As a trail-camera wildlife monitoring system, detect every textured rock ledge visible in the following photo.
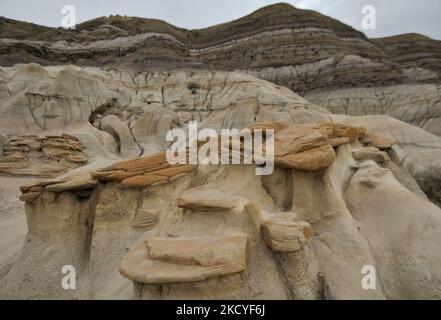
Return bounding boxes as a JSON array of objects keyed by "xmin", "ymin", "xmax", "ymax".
[
  {"xmin": 17, "ymin": 121, "xmax": 392, "ymax": 204},
  {"xmin": 9, "ymin": 121, "xmax": 437, "ymax": 301},
  {"xmin": 0, "ymin": 134, "xmax": 89, "ymax": 177}
]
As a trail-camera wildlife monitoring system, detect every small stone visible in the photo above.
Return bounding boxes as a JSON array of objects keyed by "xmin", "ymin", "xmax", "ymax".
[
  {"xmin": 369, "ymin": 133, "xmax": 396, "ymax": 149},
  {"xmin": 352, "ymin": 147, "xmax": 389, "ymax": 164}
]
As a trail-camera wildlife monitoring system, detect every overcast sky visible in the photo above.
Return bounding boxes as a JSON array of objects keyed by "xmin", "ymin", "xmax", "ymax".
[{"xmin": 0, "ymin": 0, "xmax": 440, "ymax": 39}]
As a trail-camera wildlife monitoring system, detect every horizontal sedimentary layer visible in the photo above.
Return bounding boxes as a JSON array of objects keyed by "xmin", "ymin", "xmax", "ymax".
[{"xmin": 1, "ymin": 3, "xmax": 439, "ymax": 93}]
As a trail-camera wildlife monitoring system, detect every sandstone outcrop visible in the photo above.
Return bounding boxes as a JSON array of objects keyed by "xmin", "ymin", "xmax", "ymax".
[
  {"xmin": 261, "ymin": 213, "xmax": 312, "ymax": 252},
  {"xmin": 19, "ymin": 173, "xmax": 97, "ymax": 202},
  {"xmin": 177, "ymin": 186, "xmax": 250, "ymax": 213},
  {"xmin": 273, "ymin": 122, "xmax": 366, "ymax": 171},
  {"xmin": 0, "ymin": 64, "xmax": 329, "ymax": 160},
  {"xmin": 92, "ymin": 152, "xmax": 196, "ymax": 188},
  {"xmin": 4, "ymin": 119, "xmax": 441, "ymax": 300},
  {"xmin": 0, "ymin": 134, "xmax": 89, "ymax": 177},
  {"xmin": 120, "ymin": 234, "xmax": 249, "ymax": 284},
  {"xmin": 352, "ymin": 147, "xmax": 389, "ymax": 164}
]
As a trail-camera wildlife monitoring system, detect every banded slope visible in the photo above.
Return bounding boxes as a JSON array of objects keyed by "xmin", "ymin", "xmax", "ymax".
[{"xmin": 2, "ymin": 3, "xmax": 440, "ymax": 95}]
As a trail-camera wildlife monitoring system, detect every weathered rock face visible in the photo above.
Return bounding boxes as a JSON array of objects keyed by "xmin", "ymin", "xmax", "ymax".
[
  {"xmin": 1, "ymin": 3, "xmax": 439, "ymax": 95},
  {"xmin": 261, "ymin": 213, "xmax": 312, "ymax": 252},
  {"xmin": 273, "ymin": 122, "xmax": 366, "ymax": 171},
  {"xmin": 1, "ymin": 2, "xmax": 441, "ymax": 301},
  {"xmin": 306, "ymin": 84, "xmax": 441, "ymax": 136},
  {"xmin": 0, "ymin": 134, "xmax": 89, "ymax": 177},
  {"xmin": 331, "ymin": 114, "xmax": 441, "ymax": 207},
  {"xmin": 92, "ymin": 152, "xmax": 196, "ymax": 188},
  {"xmin": 346, "ymin": 160, "xmax": 441, "ymax": 299},
  {"xmin": 373, "ymin": 34, "xmax": 441, "ymax": 82},
  {"xmin": 0, "ymin": 186, "xmax": 101, "ymax": 299},
  {"xmin": 4, "ymin": 121, "xmax": 441, "ymax": 300},
  {"xmin": 0, "ymin": 64, "xmax": 329, "ymax": 160}
]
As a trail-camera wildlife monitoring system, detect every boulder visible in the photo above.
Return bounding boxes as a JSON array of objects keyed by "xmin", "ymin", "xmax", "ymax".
[
  {"xmin": 369, "ymin": 133, "xmax": 396, "ymax": 149},
  {"xmin": 119, "ymin": 234, "xmax": 250, "ymax": 284},
  {"xmin": 352, "ymin": 147, "xmax": 389, "ymax": 164},
  {"xmin": 276, "ymin": 144, "xmax": 336, "ymax": 171}
]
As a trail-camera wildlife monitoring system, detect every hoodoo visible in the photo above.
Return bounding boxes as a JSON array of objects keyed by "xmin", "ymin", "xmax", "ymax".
[{"xmin": 0, "ymin": 2, "xmax": 441, "ymax": 301}]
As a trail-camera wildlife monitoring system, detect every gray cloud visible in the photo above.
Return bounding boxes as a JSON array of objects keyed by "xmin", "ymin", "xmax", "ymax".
[{"xmin": 0, "ymin": 0, "xmax": 440, "ymax": 39}]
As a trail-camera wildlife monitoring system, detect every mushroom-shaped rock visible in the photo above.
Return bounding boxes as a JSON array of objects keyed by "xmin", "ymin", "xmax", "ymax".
[{"xmin": 19, "ymin": 173, "xmax": 97, "ymax": 202}]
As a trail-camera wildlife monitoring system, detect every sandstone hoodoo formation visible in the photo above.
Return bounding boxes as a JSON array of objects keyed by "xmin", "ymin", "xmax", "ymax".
[
  {"xmin": 1, "ymin": 3, "xmax": 441, "ymax": 300},
  {"xmin": 4, "ymin": 121, "xmax": 441, "ymax": 300}
]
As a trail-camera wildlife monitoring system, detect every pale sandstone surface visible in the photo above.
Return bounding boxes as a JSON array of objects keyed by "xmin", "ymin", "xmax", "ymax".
[
  {"xmin": 1, "ymin": 4, "xmax": 441, "ymax": 300},
  {"xmin": 2, "ymin": 120, "xmax": 441, "ymax": 300},
  {"xmin": 0, "ymin": 64, "xmax": 329, "ymax": 160},
  {"xmin": 0, "ymin": 64, "xmax": 333, "ymax": 300},
  {"xmin": 331, "ymin": 114, "xmax": 441, "ymax": 206},
  {"xmin": 306, "ymin": 84, "xmax": 441, "ymax": 136},
  {"xmin": 1, "ymin": 65, "xmax": 441, "ymax": 300},
  {"xmin": 0, "ymin": 177, "xmax": 29, "ymax": 281}
]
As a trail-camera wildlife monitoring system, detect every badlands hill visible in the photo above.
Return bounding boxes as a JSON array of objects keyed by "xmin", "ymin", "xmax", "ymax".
[
  {"xmin": 2, "ymin": 3, "xmax": 441, "ymax": 135},
  {"xmin": 1, "ymin": 3, "xmax": 440, "ymax": 91},
  {"xmin": 0, "ymin": 3, "xmax": 441, "ymax": 300}
]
